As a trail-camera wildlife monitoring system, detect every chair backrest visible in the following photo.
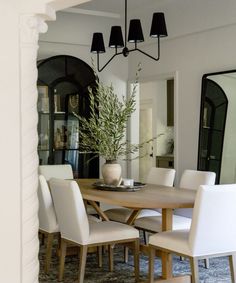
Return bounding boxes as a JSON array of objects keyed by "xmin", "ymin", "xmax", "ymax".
[
  {"xmin": 49, "ymin": 178, "xmax": 89, "ymax": 245},
  {"xmin": 175, "ymin": 169, "xmax": 216, "ymax": 218},
  {"xmin": 38, "ymin": 175, "xmax": 59, "ymax": 233},
  {"xmin": 146, "ymin": 167, "xmax": 176, "ymax": 213},
  {"xmin": 179, "ymin": 169, "xmax": 216, "ymax": 190},
  {"xmin": 146, "ymin": 167, "xmax": 176, "ymax": 187},
  {"xmin": 39, "ymin": 164, "xmax": 73, "ymax": 181},
  {"xmin": 189, "ymin": 184, "xmax": 236, "ymax": 256}
]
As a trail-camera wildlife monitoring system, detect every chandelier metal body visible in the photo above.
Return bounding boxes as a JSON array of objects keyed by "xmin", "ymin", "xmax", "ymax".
[{"xmin": 91, "ymin": 0, "xmax": 168, "ymax": 72}]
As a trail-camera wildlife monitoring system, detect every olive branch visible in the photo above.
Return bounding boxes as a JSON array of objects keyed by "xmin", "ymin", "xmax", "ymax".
[{"xmin": 73, "ymin": 64, "xmax": 161, "ymax": 161}]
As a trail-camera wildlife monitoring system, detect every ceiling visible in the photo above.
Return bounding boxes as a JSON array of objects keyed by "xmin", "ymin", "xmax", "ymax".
[{"xmin": 74, "ymin": 0, "xmax": 158, "ymax": 15}]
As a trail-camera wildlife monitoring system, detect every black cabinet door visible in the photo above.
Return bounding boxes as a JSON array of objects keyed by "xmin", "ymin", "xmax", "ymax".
[
  {"xmin": 37, "ymin": 55, "xmax": 99, "ymax": 178},
  {"xmin": 198, "ymin": 78, "xmax": 228, "ymax": 184}
]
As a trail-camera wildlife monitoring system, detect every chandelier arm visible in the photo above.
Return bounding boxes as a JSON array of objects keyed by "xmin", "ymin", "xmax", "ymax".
[
  {"xmin": 97, "ymin": 51, "xmax": 123, "ymax": 72},
  {"xmin": 134, "ymin": 48, "xmax": 160, "ymax": 61},
  {"xmin": 129, "ymin": 36, "xmax": 161, "ymax": 61}
]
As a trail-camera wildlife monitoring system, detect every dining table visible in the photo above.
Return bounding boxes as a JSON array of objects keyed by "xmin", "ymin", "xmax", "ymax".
[{"xmin": 76, "ymin": 179, "xmax": 196, "ymax": 283}]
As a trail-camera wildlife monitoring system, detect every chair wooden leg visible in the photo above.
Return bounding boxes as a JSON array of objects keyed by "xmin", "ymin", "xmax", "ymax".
[
  {"xmin": 78, "ymin": 245, "xmax": 88, "ymax": 283},
  {"xmin": 143, "ymin": 230, "xmax": 148, "ymax": 245},
  {"xmin": 57, "ymin": 233, "xmax": 61, "ymax": 244},
  {"xmin": 40, "ymin": 232, "xmax": 45, "ymax": 246},
  {"xmin": 229, "ymin": 254, "xmax": 236, "ymax": 283},
  {"xmin": 56, "ymin": 233, "xmax": 61, "ymax": 256},
  {"xmin": 97, "ymin": 246, "xmax": 103, "ymax": 268},
  {"xmin": 204, "ymin": 258, "xmax": 210, "ymax": 269},
  {"xmin": 58, "ymin": 239, "xmax": 67, "ymax": 281},
  {"xmin": 108, "ymin": 245, "xmax": 114, "ymax": 272},
  {"xmin": 149, "ymin": 246, "xmax": 155, "ymax": 283},
  {"xmin": 133, "ymin": 239, "xmax": 140, "ymax": 283},
  {"xmin": 45, "ymin": 233, "xmax": 54, "ymax": 273},
  {"xmin": 189, "ymin": 257, "xmax": 199, "ymax": 283},
  {"xmin": 124, "ymin": 246, "xmax": 129, "ymax": 263}
]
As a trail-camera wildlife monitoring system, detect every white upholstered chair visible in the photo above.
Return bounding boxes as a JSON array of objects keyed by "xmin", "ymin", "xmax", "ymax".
[
  {"xmin": 105, "ymin": 167, "xmax": 176, "ymax": 223},
  {"xmin": 134, "ymin": 169, "xmax": 216, "ymax": 233},
  {"xmin": 149, "ymin": 184, "xmax": 236, "ymax": 283},
  {"xmin": 49, "ymin": 178, "xmax": 140, "ymax": 283},
  {"xmin": 38, "ymin": 166, "xmax": 99, "ymax": 273},
  {"xmin": 39, "ymin": 164, "xmax": 74, "ymax": 181},
  {"xmin": 39, "ymin": 164, "xmax": 96, "ymax": 215},
  {"xmin": 38, "ymin": 174, "xmax": 60, "ymax": 273},
  {"xmin": 38, "ymin": 164, "xmax": 73, "ymax": 269},
  {"xmin": 134, "ymin": 169, "xmax": 216, "ymax": 267}
]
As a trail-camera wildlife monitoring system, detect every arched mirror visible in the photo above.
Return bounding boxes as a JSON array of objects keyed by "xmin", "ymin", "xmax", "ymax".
[{"xmin": 198, "ymin": 70, "xmax": 236, "ymax": 184}]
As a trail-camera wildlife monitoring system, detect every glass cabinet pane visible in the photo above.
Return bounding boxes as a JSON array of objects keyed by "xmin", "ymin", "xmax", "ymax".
[
  {"xmin": 37, "ymin": 86, "xmax": 49, "ymax": 113},
  {"xmin": 37, "ymin": 55, "xmax": 99, "ymax": 178},
  {"xmin": 38, "ymin": 151, "xmax": 49, "ymax": 165},
  {"xmin": 38, "ymin": 113, "xmax": 49, "ymax": 150}
]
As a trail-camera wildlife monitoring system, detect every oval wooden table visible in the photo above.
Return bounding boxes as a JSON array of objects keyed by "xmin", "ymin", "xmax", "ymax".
[{"xmin": 76, "ymin": 179, "xmax": 196, "ymax": 283}]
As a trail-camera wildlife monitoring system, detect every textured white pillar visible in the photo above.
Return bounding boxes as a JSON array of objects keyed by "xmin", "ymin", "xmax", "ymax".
[
  {"xmin": 17, "ymin": 1, "xmax": 89, "ymax": 282},
  {"xmin": 20, "ymin": 14, "xmax": 48, "ymax": 283}
]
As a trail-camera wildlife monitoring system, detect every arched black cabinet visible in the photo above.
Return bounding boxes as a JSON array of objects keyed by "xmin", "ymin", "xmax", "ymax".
[
  {"xmin": 198, "ymin": 76, "xmax": 228, "ymax": 184},
  {"xmin": 37, "ymin": 55, "xmax": 99, "ymax": 178}
]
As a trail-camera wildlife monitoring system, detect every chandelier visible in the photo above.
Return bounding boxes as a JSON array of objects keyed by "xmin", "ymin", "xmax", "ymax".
[{"xmin": 90, "ymin": 0, "xmax": 168, "ymax": 72}]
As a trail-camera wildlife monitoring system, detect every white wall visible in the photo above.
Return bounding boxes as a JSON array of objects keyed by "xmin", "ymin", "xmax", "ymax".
[
  {"xmin": 39, "ymin": 11, "xmax": 128, "ymax": 85},
  {"xmin": 128, "ymin": 0, "xmax": 236, "ymax": 183},
  {"xmin": 129, "ymin": 22, "xmax": 236, "ymax": 183},
  {"xmin": 0, "ymin": 2, "xmax": 21, "ymax": 282}
]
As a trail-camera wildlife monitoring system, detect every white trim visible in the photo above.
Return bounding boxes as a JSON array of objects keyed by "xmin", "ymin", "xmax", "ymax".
[
  {"xmin": 173, "ymin": 71, "xmax": 179, "ymax": 185},
  {"xmin": 63, "ymin": 7, "xmax": 120, "ymax": 18}
]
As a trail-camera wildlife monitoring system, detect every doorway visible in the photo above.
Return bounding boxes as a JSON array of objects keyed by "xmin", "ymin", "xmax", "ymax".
[
  {"xmin": 139, "ymin": 100, "xmax": 153, "ymax": 181},
  {"xmin": 139, "ymin": 79, "xmax": 175, "ymax": 182}
]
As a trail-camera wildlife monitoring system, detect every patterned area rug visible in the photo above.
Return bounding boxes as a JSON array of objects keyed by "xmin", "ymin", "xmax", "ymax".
[{"xmin": 39, "ymin": 239, "xmax": 232, "ymax": 283}]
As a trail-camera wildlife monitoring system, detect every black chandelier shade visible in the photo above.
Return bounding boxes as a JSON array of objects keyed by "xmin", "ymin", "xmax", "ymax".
[
  {"xmin": 91, "ymin": 33, "xmax": 105, "ymax": 53},
  {"xmin": 109, "ymin": 26, "xmax": 124, "ymax": 48},
  {"xmin": 150, "ymin": 12, "xmax": 168, "ymax": 38},
  {"xmin": 128, "ymin": 19, "xmax": 144, "ymax": 43},
  {"xmin": 90, "ymin": 0, "xmax": 168, "ymax": 72}
]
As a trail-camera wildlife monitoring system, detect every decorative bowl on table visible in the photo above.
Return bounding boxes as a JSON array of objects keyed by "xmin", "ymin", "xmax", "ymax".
[{"xmin": 92, "ymin": 181, "xmax": 146, "ymax": 192}]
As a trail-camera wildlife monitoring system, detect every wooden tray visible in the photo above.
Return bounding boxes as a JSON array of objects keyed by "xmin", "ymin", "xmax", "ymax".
[{"xmin": 93, "ymin": 181, "xmax": 146, "ymax": 192}]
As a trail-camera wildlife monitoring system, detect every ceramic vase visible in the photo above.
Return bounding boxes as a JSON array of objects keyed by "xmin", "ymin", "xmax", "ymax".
[{"xmin": 102, "ymin": 161, "xmax": 122, "ymax": 185}]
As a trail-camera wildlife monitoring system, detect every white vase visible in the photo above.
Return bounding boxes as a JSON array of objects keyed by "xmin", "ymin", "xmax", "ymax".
[{"xmin": 102, "ymin": 161, "xmax": 122, "ymax": 185}]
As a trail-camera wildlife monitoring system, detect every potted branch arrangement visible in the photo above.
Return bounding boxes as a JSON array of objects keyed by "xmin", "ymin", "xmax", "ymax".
[{"xmin": 74, "ymin": 65, "xmax": 156, "ymax": 185}]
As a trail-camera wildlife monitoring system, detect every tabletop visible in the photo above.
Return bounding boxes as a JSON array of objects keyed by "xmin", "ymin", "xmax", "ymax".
[{"xmin": 76, "ymin": 178, "xmax": 196, "ymax": 210}]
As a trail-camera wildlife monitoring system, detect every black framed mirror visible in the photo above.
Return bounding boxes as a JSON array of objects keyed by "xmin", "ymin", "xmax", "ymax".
[{"xmin": 197, "ymin": 70, "xmax": 236, "ymax": 184}]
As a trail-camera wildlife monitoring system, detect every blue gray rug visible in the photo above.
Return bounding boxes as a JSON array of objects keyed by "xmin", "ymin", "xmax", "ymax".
[{"xmin": 39, "ymin": 240, "xmax": 232, "ymax": 282}]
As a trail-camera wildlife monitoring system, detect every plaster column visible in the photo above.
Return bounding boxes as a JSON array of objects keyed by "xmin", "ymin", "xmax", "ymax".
[{"xmin": 20, "ymin": 14, "xmax": 48, "ymax": 283}]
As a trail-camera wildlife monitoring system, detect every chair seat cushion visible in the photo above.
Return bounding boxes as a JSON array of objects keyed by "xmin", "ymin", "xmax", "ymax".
[
  {"xmin": 105, "ymin": 208, "xmax": 161, "ymax": 223},
  {"xmin": 88, "ymin": 221, "xmax": 139, "ymax": 245},
  {"xmin": 149, "ymin": 229, "xmax": 192, "ymax": 256},
  {"xmin": 40, "ymin": 224, "xmax": 60, "ymax": 234},
  {"xmin": 134, "ymin": 215, "xmax": 192, "ymax": 233}
]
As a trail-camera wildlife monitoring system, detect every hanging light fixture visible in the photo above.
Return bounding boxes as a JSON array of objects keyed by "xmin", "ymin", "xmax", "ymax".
[{"xmin": 90, "ymin": 0, "xmax": 168, "ymax": 72}]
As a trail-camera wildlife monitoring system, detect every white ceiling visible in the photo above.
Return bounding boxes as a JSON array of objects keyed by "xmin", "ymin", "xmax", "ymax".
[
  {"xmin": 60, "ymin": 0, "xmax": 236, "ymax": 41},
  {"xmin": 74, "ymin": 0, "xmax": 158, "ymax": 15}
]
